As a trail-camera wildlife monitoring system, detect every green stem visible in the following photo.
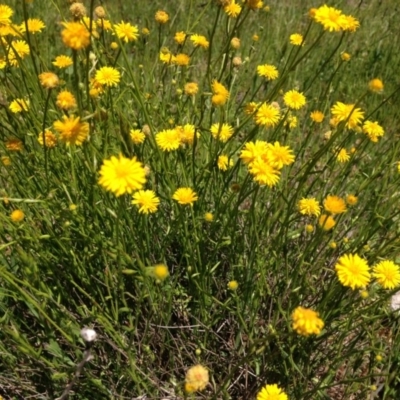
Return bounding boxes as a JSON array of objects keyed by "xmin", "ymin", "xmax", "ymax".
[
  {"xmin": 41, "ymin": 89, "xmax": 52, "ymax": 193},
  {"xmin": 73, "ymin": 50, "xmax": 82, "ymax": 114}
]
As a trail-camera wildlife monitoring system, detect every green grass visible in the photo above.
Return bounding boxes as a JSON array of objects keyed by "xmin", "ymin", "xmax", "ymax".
[{"xmin": 0, "ymin": 0, "xmax": 400, "ymax": 399}]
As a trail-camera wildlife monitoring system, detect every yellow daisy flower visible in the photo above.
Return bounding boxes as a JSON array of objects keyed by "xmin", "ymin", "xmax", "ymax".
[
  {"xmin": 185, "ymin": 365, "xmax": 209, "ymax": 393},
  {"xmin": 95, "ymin": 66, "xmax": 121, "ymax": 87},
  {"xmin": 335, "ymin": 253, "xmax": 371, "ymax": 289},
  {"xmin": 373, "ymin": 260, "xmax": 400, "ymax": 289},
  {"xmin": 298, "ymin": 198, "xmax": 321, "ymax": 217},
  {"xmin": 156, "ymin": 129, "xmax": 181, "ymax": 151},
  {"xmin": 114, "ymin": 21, "xmax": 139, "ymax": 42},
  {"xmin": 172, "ymin": 187, "xmax": 198, "ymax": 205},
  {"xmin": 283, "ymin": 89, "xmax": 306, "ymax": 109},
  {"xmin": 132, "ymin": 190, "xmax": 160, "ymax": 214},
  {"xmin": 52, "ymin": 55, "xmax": 73, "ymax": 68},
  {"xmin": 256, "ymin": 384, "xmax": 288, "ymax": 400},
  {"xmin": 53, "ymin": 115, "xmax": 89, "ymax": 146},
  {"xmin": 61, "ymin": 21, "xmax": 90, "ymax": 50},
  {"xmin": 210, "ymin": 123, "xmax": 234, "ymax": 143},
  {"xmin": 292, "ymin": 306, "xmax": 324, "ymax": 336},
  {"xmin": 98, "ymin": 154, "xmax": 146, "ymax": 196}
]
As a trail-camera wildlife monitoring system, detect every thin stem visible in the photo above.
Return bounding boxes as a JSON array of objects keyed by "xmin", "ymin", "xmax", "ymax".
[
  {"xmin": 56, "ymin": 346, "xmax": 94, "ymax": 400},
  {"xmin": 73, "ymin": 50, "xmax": 82, "ymax": 114},
  {"xmin": 41, "ymin": 89, "xmax": 52, "ymax": 193}
]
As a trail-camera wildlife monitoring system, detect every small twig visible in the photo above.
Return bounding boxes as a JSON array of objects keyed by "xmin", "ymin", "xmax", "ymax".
[
  {"xmin": 149, "ymin": 324, "xmax": 201, "ymax": 329},
  {"xmin": 56, "ymin": 330, "xmax": 97, "ymax": 400},
  {"xmin": 56, "ymin": 347, "xmax": 93, "ymax": 400}
]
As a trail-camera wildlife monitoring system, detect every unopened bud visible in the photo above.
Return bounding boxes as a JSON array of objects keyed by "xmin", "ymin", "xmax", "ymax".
[
  {"xmin": 94, "ymin": 6, "xmax": 105, "ymax": 19},
  {"xmin": 142, "ymin": 124, "xmax": 151, "ymax": 136},
  {"xmin": 230, "ymin": 37, "xmax": 240, "ymax": 49},
  {"xmin": 232, "ymin": 56, "xmax": 242, "ymax": 67},
  {"xmin": 70, "ymin": 2, "xmax": 86, "ymax": 19}
]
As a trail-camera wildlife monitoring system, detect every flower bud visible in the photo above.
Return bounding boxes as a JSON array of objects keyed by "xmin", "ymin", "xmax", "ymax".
[
  {"xmin": 232, "ymin": 56, "xmax": 242, "ymax": 67},
  {"xmin": 94, "ymin": 6, "xmax": 105, "ymax": 19},
  {"xmin": 70, "ymin": 2, "xmax": 86, "ymax": 19}
]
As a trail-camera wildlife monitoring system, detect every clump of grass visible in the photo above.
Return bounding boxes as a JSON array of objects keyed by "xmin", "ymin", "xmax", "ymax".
[{"xmin": 0, "ymin": 1, "xmax": 400, "ymax": 399}]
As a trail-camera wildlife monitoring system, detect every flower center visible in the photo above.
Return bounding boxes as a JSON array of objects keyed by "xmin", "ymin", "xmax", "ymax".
[{"xmin": 115, "ymin": 164, "xmax": 129, "ymax": 178}]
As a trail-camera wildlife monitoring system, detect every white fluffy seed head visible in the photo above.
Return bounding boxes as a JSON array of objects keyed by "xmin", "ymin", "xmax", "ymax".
[
  {"xmin": 80, "ymin": 327, "xmax": 97, "ymax": 342},
  {"xmin": 390, "ymin": 291, "xmax": 400, "ymax": 312}
]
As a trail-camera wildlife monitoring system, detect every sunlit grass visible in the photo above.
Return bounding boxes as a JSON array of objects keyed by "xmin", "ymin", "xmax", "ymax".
[{"xmin": 0, "ymin": 1, "xmax": 399, "ymax": 399}]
